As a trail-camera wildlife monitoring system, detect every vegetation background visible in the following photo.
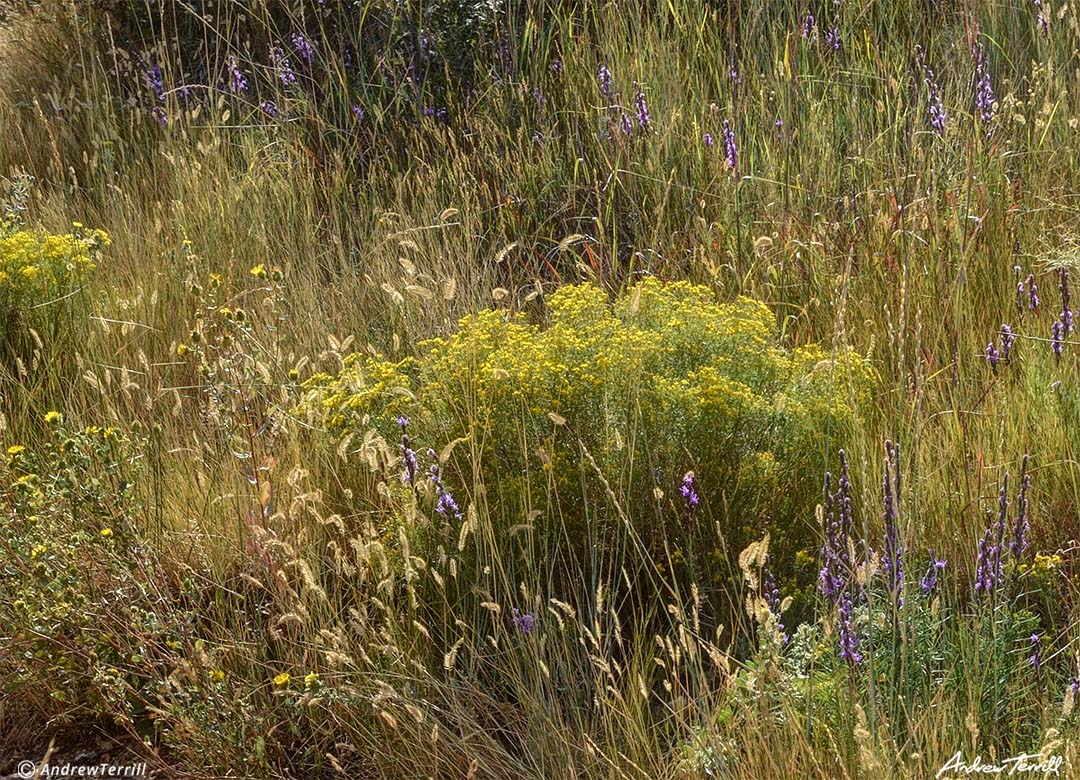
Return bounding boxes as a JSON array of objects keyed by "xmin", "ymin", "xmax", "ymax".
[{"xmin": 1, "ymin": 0, "xmax": 1079, "ymax": 777}]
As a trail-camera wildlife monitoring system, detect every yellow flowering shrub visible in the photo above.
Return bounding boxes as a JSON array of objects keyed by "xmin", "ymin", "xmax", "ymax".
[
  {"xmin": 300, "ymin": 280, "xmax": 874, "ymax": 581},
  {"xmin": 0, "ymin": 419, "xmax": 185, "ymax": 731},
  {"xmin": 0, "ymin": 225, "xmax": 108, "ymax": 308}
]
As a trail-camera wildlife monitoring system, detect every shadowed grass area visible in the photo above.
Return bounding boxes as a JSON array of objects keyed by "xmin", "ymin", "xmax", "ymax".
[{"xmin": 1, "ymin": 1, "xmax": 1079, "ymax": 777}]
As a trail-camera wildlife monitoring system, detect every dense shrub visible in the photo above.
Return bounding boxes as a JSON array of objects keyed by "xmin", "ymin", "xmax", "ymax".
[
  {"xmin": 0, "ymin": 221, "xmax": 107, "ymax": 368},
  {"xmin": 300, "ymin": 279, "xmax": 873, "ymax": 595},
  {"xmin": 0, "ymin": 417, "xmax": 181, "ymax": 734}
]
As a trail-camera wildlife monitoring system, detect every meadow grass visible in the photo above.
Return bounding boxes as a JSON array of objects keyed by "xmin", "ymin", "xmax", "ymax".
[{"xmin": 1, "ymin": 1, "xmax": 1079, "ymax": 777}]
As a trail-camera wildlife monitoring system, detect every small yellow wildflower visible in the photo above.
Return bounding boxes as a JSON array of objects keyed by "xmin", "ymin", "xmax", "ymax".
[
  {"xmin": 7, "ymin": 444, "xmax": 26, "ymax": 457},
  {"xmin": 43, "ymin": 411, "xmax": 62, "ymax": 425},
  {"xmin": 20, "ymin": 265, "xmax": 40, "ymax": 279},
  {"xmin": 100, "ymin": 528, "xmax": 113, "ymax": 539},
  {"xmin": 273, "ymin": 672, "xmax": 290, "ymax": 687},
  {"xmin": 72, "ymin": 222, "xmax": 84, "ymax": 229},
  {"xmin": 210, "ymin": 669, "xmax": 225, "ymax": 683},
  {"xmin": 102, "ymin": 427, "xmax": 117, "ymax": 441},
  {"xmin": 176, "ymin": 343, "xmax": 189, "ymax": 357},
  {"xmin": 250, "ymin": 263, "xmax": 266, "ymax": 278},
  {"xmin": 304, "ymin": 671, "xmax": 319, "ymax": 688}
]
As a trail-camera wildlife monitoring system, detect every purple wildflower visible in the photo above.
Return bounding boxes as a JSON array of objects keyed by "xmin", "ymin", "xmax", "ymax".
[
  {"xmin": 145, "ymin": 64, "xmax": 165, "ymax": 102},
  {"xmin": 838, "ymin": 591, "xmax": 862, "ymax": 665},
  {"xmin": 1000, "ymin": 324, "xmax": 1016, "ymax": 361},
  {"xmin": 680, "ymin": 472, "xmax": 700, "ymax": 511},
  {"xmin": 975, "ymin": 476, "xmax": 1009, "ymax": 598},
  {"xmin": 920, "ymin": 550, "xmax": 947, "ymax": 596},
  {"xmin": 818, "ymin": 451, "xmax": 854, "ymax": 605},
  {"xmin": 703, "ymin": 131, "xmax": 715, "ymax": 149},
  {"xmin": 763, "ymin": 566, "xmax": 788, "ymax": 643},
  {"xmin": 227, "ymin": 55, "xmax": 248, "ymax": 93},
  {"xmin": 260, "ymin": 100, "xmax": 279, "ymax": 117},
  {"xmin": 1034, "ymin": 0, "xmax": 1049, "ymax": 33},
  {"xmin": 351, "ymin": 104, "xmax": 365, "ymax": 122},
  {"xmin": 882, "ymin": 441, "xmax": 903, "ymax": 605},
  {"xmin": 512, "ymin": 607, "xmax": 536, "ymax": 635},
  {"xmin": 151, "ymin": 106, "xmax": 168, "ymax": 126},
  {"xmin": 597, "ymin": 64, "xmax": 613, "ymax": 100},
  {"xmin": 1030, "ymin": 633, "xmax": 1042, "ymax": 672},
  {"xmin": 620, "ymin": 111, "xmax": 633, "ymax": 136},
  {"xmin": 1020, "ymin": 273, "xmax": 1040, "ymax": 310},
  {"xmin": 722, "ymin": 119, "xmax": 737, "ymax": 172},
  {"xmin": 551, "ymin": 58, "xmax": 563, "ymax": 76},
  {"xmin": 428, "ymin": 450, "xmax": 462, "ymax": 522},
  {"xmin": 398, "ymin": 416, "xmax": 418, "ymax": 486},
  {"xmin": 802, "ymin": 12, "xmax": 815, "ymax": 38},
  {"xmin": 775, "ymin": 117, "xmax": 785, "ymax": 138},
  {"xmin": 1051, "ymin": 319, "xmax": 1064, "ymax": 361},
  {"xmin": 1059, "ymin": 268, "xmax": 1073, "ymax": 334},
  {"xmin": 1072, "ymin": 677, "xmax": 1080, "ymax": 696},
  {"xmin": 1008, "ymin": 455, "xmax": 1032, "ymax": 562},
  {"xmin": 986, "ymin": 341, "xmax": 1000, "ymax": 371},
  {"xmin": 291, "ymin": 32, "xmax": 316, "ymax": 65},
  {"xmin": 271, "ymin": 45, "xmax": 297, "ymax": 86},
  {"xmin": 973, "ymin": 42, "xmax": 996, "ymax": 125},
  {"xmin": 825, "ymin": 26, "xmax": 842, "ymax": 53},
  {"xmin": 634, "ymin": 86, "xmax": 651, "ymax": 131}
]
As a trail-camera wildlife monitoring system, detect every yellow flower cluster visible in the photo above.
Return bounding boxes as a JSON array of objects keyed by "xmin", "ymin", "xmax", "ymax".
[
  {"xmin": 0, "ymin": 226, "xmax": 109, "ymax": 309},
  {"xmin": 301, "ymin": 279, "xmax": 872, "ymax": 468}
]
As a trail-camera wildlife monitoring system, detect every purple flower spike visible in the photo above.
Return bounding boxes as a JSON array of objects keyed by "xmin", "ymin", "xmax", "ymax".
[
  {"xmin": 1051, "ymin": 319, "xmax": 1064, "ymax": 361},
  {"xmin": 882, "ymin": 441, "xmax": 904, "ymax": 606},
  {"xmin": 1000, "ymin": 324, "xmax": 1015, "ymax": 361},
  {"xmin": 1009, "ymin": 455, "xmax": 1032, "ymax": 562},
  {"xmin": 1029, "ymin": 633, "xmax": 1042, "ymax": 671},
  {"xmin": 825, "ymin": 26, "xmax": 842, "ymax": 53},
  {"xmin": 398, "ymin": 416, "xmax": 419, "ymax": 486},
  {"xmin": 145, "ymin": 64, "xmax": 165, "ymax": 102},
  {"xmin": 512, "ymin": 608, "xmax": 536, "ymax": 635},
  {"xmin": 597, "ymin": 64, "xmax": 613, "ymax": 100},
  {"xmin": 227, "ymin": 55, "xmax": 248, "ymax": 93},
  {"xmin": 986, "ymin": 342, "xmax": 1000, "ymax": 371},
  {"xmin": 271, "ymin": 45, "xmax": 297, "ymax": 86},
  {"xmin": 634, "ymin": 86, "xmax": 651, "ymax": 131},
  {"xmin": 680, "ymin": 472, "xmax": 700, "ymax": 511},
  {"xmin": 920, "ymin": 550, "xmax": 947, "ymax": 596},
  {"xmin": 974, "ymin": 42, "xmax": 996, "ymax": 125},
  {"xmin": 838, "ymin": 591, "xmax": 862, "ymax": 665},
  {"xmin": 291, "ymin": 31, "xmax": 315, "ymax": 65},
  {"xmin": 703, "ymin": 131, "xmax": 715, "ymax": 149},
  {"xmin": 722, "ymin": 119, "xmax": 737, "ymax": 173},
  {"xmin": 802, "ymin": 12, "xmax": 815, "ymax": 38}
]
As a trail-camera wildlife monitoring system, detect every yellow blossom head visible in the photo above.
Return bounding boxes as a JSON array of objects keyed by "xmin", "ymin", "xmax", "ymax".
[
  {"xmin": 304, "ymin": 671, "xmax": 319, "ymax": 688},
  {"xmin": 43, "ymin": 411, "xmax": 62, "ymax": 425},
  {"xmin": 100, "ymin": 528, "xmax": 113, "ymax": 539},
  {"xmin": 273, "ymin": 672, "xmax": 291, "ymax": 687}
]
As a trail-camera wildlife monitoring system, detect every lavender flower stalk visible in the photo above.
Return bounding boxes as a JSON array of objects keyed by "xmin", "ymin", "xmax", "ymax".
[
  {"xmin": 920, "ymin": 551, "xmax": 947, "ymax": 596},
  {"xmin": 722, "ymin": 119, "xmax": 737, "ymax": 173},
  {"xmin": 597, "ymin": 64, "xmax": 612, "ymax": 100},
  {"xmin": 512, "ymin": 608, "xmax": 536, "ymax": 635},
  {"xmin": 398, "ymin": 416, "xmax": 418, "ymax": 486},
  {"xmin": 1059, "ymin": 268, "xmax": 1073, "ymax": 334},
  {"xmin": 427, "ymin": 450, "xmax": 462, "ymax": 522},
  {"xmin": 763, "ymin": 565, "xmax": 788, "ymax": 643},
  {"xmin": 818, "ymin": 451, "xmax": 854, "ymax": 605},
  {"xmin": 1029, "ymin": 633, "xmax": 1042, "ymax": 672},
  {"xmin": 973, "ymin": 42, "xmax": 996, "ymax": 125},
  {"xmin": 291, "ymin": 32, "xmax": 316, "ymax": 65},
  {"xmin": 227, "ymin": 55, "xmax": 248, "ymax": 93},
  {"xmin": 634, "ymin": 86, "xmax": 651, "ymax": 132},
  {"xmin": 271, "ymin": 45, "xmax": 297, "ymax": 86},
  {"xmin": 1019, "ymin": 273, "xmax": 1039, "ymax": 310},
  {"xmin": 1008, "ymin": 455, "xmax": 1032, "ymax": 563},
  {"xmin": 838, "ymin": 591, "xmax": 862, "ymax": 665},
  {"xmin": 882, "ymin": 441, "xmax": 903, "ymax": 605},
  {"xmin": 680, "ymin": 471, "xmax": 700, "ymax": 512}
]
